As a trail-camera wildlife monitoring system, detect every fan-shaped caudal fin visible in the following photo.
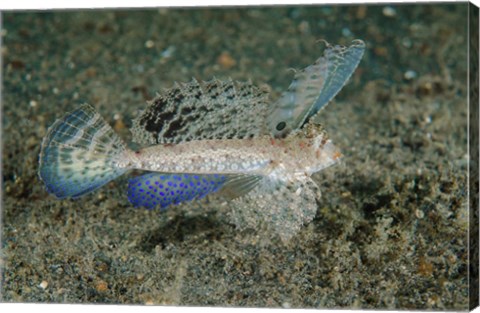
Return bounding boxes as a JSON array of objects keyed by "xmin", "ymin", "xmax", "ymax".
[{"xmin": 38, "ymin": 104, "xmax": 129, "ymax": 198}]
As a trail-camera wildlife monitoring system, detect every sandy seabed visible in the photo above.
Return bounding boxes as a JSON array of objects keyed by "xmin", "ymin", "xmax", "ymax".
[{"xmin": 1, "ymin": 3, "xmax": 472, "ymax": 309}]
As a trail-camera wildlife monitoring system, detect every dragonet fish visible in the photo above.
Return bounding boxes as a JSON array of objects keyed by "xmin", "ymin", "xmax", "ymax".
[{"xmin": 38, "ymin": 40, "xmax": 365, "ymax": 240}]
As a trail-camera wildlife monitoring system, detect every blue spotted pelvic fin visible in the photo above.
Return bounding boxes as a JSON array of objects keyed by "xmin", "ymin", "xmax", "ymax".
[
  {"xmin": 127, "ymin": 172, "xmax": 264, "ymax": 210},
  {"xmin": 38, "ymin": 104, "xmax": 129, "ymax": 198},
  {"xmin": 127, "ymin": 172, "xmax": 228, "ymax": 209},
  {"xmin": 128, "ymin": 170, "xmax": 323, "ymax": 242},
  {"xmin": 267, "ymin": 40, "xmax": 365, "ymax": 138},
  {"xmin": 131, "ymin": 79, "xmax": 270, "ymax": 145}
]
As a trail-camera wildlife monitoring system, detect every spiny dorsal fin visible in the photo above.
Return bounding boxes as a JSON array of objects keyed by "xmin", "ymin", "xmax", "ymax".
[
  {"xmin": 267, "ymin": 39, "xmax": 365, "ymax": 138},
  {"xmin": 131, "ymin": 78, "xmax": 270, "ymax": 144}
]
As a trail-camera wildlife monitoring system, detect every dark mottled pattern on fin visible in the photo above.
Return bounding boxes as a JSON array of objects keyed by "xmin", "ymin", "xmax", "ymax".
[
  {"xmin": 132, "ymin": 40, "xmax": 365, "ymax": 143},
  {"xmin": 131, "ymin": 79, "xmax": 270, "ymax": 144},
  {"xmin": 127, "ymin": 172, "xmax": 227, "ymax": 210},
  {"xmin": 38, "ymin": 104, "xmax": 128, "ymax": 198},
  {"xmin": 267, "ymin": 40, "xmax": 365, "ymax": 138},
  {"xmin": 225, "ymin": 174, "xmax": 321, "ymax": 242}
]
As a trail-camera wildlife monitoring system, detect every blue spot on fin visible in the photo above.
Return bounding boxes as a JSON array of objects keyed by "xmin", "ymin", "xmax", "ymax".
[{"xmin": 127, "ymin": 172, "xmax": 227, "ymax": 210}]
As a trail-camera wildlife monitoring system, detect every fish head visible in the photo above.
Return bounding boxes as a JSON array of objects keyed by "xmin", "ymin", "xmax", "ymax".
[{"xmin": 302, "ymin": 122, "xmax": 343, "ymax": 174}]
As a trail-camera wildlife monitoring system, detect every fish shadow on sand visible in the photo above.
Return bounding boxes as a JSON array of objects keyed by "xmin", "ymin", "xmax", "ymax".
[{"xmin": 137, "ymin": 213, "xmax": 227, "ymax": 252}]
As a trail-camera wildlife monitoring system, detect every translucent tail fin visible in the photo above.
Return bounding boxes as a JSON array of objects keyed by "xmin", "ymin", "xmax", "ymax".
[{"xmin": 38, "ymin": 104, "xmax": 129, "ymax": 198}]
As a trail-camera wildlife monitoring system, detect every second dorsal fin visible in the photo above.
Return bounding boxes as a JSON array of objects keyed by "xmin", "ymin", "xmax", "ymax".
[{"xmin": 131, "ymin": 79, "xmax": 270, "ymax": 145}]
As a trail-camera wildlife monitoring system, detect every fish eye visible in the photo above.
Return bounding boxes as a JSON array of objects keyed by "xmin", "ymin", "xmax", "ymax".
[{"xmin": 276, "ymin": 121, "xmax": 286, "ymax": 131}]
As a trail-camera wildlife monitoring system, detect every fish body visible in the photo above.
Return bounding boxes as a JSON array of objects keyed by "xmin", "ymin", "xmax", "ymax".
[{"xmin": 122, "ymin": 122, "xmax": 340, "ymax": 177}]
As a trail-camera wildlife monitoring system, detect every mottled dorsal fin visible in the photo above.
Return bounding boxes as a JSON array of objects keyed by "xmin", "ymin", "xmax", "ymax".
[
  {"xmin": 131, "ymin": 78, "xmax": 270, "ymax": 144},
  {"xmin": 267, "ymin": 39, "xmax": 365, "ymax": 138}
]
